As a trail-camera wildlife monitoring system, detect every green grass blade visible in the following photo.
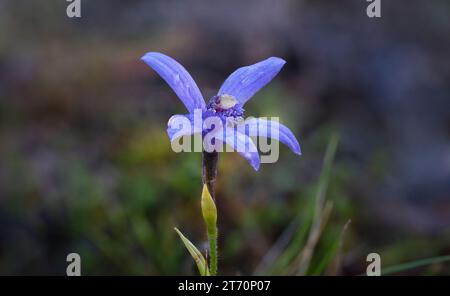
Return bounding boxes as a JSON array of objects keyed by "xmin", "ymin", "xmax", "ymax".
[{"xmin": 381, "ymin": 255, "xmax": 450, "ymax": 275}]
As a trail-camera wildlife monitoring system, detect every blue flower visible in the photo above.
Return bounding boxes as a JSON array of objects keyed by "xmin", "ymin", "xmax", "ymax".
[{"xmin": 141, "ymin": 52, "xmax": 301, "ymax": 170}]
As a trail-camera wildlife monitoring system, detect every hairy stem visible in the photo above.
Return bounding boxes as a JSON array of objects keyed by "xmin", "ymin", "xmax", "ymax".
[{"xmin": 208, "ymin": 227, "xmax": 218, "ymax": 276}]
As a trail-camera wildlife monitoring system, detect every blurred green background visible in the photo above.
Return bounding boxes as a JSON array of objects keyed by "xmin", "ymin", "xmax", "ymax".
[{"xmin": 0, "ymin": 0, "xmax": 450, "ymax": 275}]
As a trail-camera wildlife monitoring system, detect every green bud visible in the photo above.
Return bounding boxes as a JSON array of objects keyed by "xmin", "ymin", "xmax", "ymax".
[{"xmin": 201, "ymin": 184, "xmax": 217, "ymax": 232}]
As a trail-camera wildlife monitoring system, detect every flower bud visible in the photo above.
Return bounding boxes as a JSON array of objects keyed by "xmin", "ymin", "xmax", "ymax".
[{"xmin": 201, "ymin": 184, "xmax": 217, "ymax": 232}]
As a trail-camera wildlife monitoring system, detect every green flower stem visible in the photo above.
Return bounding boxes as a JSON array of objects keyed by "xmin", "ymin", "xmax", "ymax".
[{"xmin": 207, "ymin": 226, "xmax": 218, "ymax": 276}]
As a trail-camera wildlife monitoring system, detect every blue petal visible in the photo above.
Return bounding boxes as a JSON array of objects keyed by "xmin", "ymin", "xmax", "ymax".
[
  {"xmin": 218, "ymin": 57, "xmax": 286, "ymax": 106},
  {"xmin": 215, "ymin": 128, "xmax": 260, "ymax": 171},
  {"xmin": 243, "ymin": 118, "xmax": 302, "ymax": 155},
  {"xmin": 141, "ymin": 52, "xmax": 205, "ymax": 112},
  {"xmin": 167, "ymin": 114, "xmax": 202, "ymax": 142}
]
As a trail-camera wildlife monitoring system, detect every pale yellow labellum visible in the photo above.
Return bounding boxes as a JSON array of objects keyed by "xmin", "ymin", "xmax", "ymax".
[{"xmin": 218, "ymin": 94, "xmax": 238, "ymax": 109}]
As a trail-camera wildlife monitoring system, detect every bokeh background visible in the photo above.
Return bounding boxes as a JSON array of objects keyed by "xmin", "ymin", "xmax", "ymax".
[{"xmin": 1, "ymin": 0, "xmax": 449, "ymax": 275}]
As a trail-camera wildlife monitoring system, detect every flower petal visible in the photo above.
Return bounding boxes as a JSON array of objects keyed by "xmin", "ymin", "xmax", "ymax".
[
  {"xmin": 218, "ymin": 57, "xmax": 286, "ymax": 106},
  {"xmin": 215, "ymin": 128, "xmax": 260, "ymax": 171},
  {"xmin": 167, "ymin": 114, "xmax": 202, "ymax": 142},
  {"xmin": 242, "ymin": 118, "xmax": 301, "ymax": 155},
  {"xmin": 141, "ymin": 52, "xmax": 205, "ymax": 112}
]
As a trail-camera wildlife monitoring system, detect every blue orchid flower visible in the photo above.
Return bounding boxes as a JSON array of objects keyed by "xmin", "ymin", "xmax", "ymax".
[{"xmin": 141, "ymin": 52, "xmax": 301, "ymax": 171}]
